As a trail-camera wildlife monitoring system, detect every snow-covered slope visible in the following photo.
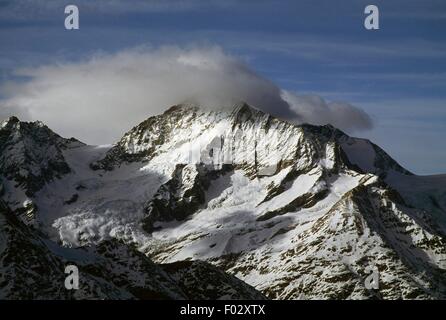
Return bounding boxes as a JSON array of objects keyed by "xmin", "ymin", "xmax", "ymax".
[
  {"xmin": 1, "ymin": 104, "xmax": 445, "ymax": 299},
  {"xmin": 0, "ymin": 199, "xmax": 265, "ymax": 299}
]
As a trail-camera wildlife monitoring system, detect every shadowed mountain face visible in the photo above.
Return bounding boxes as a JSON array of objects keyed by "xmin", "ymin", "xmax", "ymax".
[{"xmin": 1, "ymin": 103, "xmax": 445, "ymax": 299}]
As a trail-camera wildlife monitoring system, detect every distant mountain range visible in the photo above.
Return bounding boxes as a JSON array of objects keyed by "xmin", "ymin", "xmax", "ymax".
[{"xmin": 1, "ymin": 103, "xmax": 445, "ymax": 299}]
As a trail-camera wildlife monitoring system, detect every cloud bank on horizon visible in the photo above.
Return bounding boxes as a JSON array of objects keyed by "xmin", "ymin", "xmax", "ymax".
[{"xmin": 0, "ymin": 46, "xmax": 372, "ymax": 145}]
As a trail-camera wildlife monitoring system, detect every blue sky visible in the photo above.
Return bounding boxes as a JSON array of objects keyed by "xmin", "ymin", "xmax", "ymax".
[{"xmin": 0, "ymin": 0, "xmax": 445, "ymax": 174}]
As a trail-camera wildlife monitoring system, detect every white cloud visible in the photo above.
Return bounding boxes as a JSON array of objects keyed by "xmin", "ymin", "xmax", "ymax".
[
  {"xmin": 281, "ymin": 91, "xmax": 373, "ymax": 132},
  {"xmin": 0, "ymin": 46, "xmax": 372, "ymax": 144}
]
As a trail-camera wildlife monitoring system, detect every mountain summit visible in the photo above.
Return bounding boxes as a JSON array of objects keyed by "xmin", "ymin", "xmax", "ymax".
[{"xmin": 1, "ymin": 103, "xmax": 445, "ymax": 299}]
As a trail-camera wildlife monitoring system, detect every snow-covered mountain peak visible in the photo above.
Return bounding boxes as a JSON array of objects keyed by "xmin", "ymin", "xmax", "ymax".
[
  {"xmin": 1, "ymin": 116, "xmax": 20, "ymax": 128},
  {"xmin": 0, "ymin": 116, "xmax": 85, "ymax": 223},
  {"xmin": 0, "ymin": 116, "xmax": 84, "ymax": 148},
  {"xmin": 93, "ymin": 102, "xmax": 410, "ymax": 180},
  {"xmin": 229, "ymin": 102, "xmax": 266, "ymax": 121},
  {"xmin": 1, "ymin": 107, "xmax": 445, "ymax": 300}
]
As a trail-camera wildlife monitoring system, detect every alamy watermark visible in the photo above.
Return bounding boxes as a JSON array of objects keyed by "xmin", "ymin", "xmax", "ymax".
[
  {"xmin": 64, "ymin": 5, "xmax": 79, "ymax": 30},
  {"xmin": 364, "ymin": 264, "xmax": 380, "ymax": 290},
  {"xmin": 64, "ymin": 264, "xmax": 79, "ymax": 290},
  {"xmin": 182, "ymin": 128, "xmax": 281, "ymax": 176},
  {"xmin": 364, "ymin": 5, "xmax": 380, "ymax": 30},
  {"xmin": 63, "ymin": 4, "xmax": 379, "ymax": 31}
]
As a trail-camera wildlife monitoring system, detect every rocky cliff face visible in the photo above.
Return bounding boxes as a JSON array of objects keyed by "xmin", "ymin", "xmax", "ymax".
[{"xmin": 1, "ymin": 104, "xmax": 445, "ymax": 299}]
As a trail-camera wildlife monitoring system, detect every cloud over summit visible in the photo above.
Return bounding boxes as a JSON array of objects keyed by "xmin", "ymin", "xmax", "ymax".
[{"xmin": 0, "ymin": 46, "xmax": 372, "ymax": 144}]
